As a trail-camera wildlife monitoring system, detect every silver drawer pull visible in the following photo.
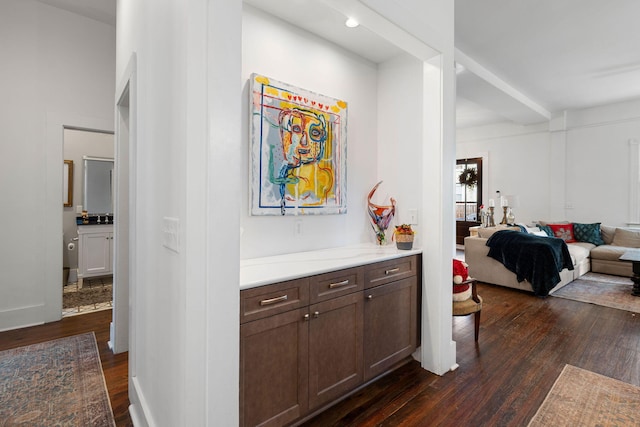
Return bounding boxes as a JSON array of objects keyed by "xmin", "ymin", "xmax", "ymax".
[
  {"xmin": 329, "ymin": 279, "xmax": 349, "ymax": 289},
  {"xmin": 385, "ymin": 268, "xmax": 400, "ymax": 275},
  {"xmin": 259, "ymin": 295, "xmax": 288, "ymax": 306}
]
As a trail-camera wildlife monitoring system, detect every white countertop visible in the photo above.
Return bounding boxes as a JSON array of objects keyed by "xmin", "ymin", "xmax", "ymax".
[{"xmin": 240, "ymin": 243, "xmax": 422, "ymax": 290}]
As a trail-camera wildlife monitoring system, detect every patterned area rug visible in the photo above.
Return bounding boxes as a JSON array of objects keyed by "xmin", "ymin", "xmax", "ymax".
[
  {"xmin": 528, "ymin": 364, "xmax": 640, "ymax": 426},
  {"xmin": 551, "ymin": 272, "xmax": 640, "ymax": 313},
  {"xmin": 63, "ymin": 276, "xmax": 113, "ymax": 317},
  {"xmin": 0, "ymin": 333, "xmax": 116, "ymax": 426}
]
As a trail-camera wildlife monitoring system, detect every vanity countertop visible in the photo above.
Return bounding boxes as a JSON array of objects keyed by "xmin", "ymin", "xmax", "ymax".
[{"xmin": 240, "ymin": 243, "xmax": 422, "ymax": 290}]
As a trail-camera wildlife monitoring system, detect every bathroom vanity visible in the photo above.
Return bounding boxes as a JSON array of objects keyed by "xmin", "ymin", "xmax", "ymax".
[{"xmin": 77, "ymin": 224, "xmax": 114, "ymax": 286}]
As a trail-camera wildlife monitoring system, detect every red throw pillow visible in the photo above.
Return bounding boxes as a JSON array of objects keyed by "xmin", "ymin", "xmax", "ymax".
[{"xmin": 547, "ymin": 223, "xmax": 576, "ymax": 243}]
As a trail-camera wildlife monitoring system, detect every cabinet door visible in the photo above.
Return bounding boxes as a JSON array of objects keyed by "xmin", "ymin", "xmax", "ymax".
[
  {"xmin": 364, "ymin": 277, "xmax": 417, "ymax": 381},
  {"xmin": 308, "ymin": 292, "xmax": 364, "ymax": 410},
  {"xmin": 240, "ymin": 308, "xmax": 308, "ymax": 427},
  {"xmin": 82, "ymin": 232, "xmax": 112, "ymax": 276}
]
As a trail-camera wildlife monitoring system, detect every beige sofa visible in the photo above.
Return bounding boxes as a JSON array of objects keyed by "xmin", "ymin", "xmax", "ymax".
[
  {"xmin": 465, "ymin": 224, "xmax": 640, "ymax": 294},
  {"xmin": 590, "ymin": 225, "xmax": 638, "ymax": 276},
  {"xmin": 464, "ymin": 226, "xmax": 591, "ymax": 294}
]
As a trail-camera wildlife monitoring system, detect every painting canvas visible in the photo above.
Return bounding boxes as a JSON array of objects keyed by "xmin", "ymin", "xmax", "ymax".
[{"xmin": 250, "ymin": 73, "xmax": 347, "ymax": 215}]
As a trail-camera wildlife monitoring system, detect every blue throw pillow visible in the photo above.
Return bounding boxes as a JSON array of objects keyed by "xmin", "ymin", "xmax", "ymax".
[
  {"xmin": 573, "ymin": 222, "xmax": 605, "ymax": 245},
  {"xmin": 538, "ymin": 225, "xmax": 554, "ymax": 237}
]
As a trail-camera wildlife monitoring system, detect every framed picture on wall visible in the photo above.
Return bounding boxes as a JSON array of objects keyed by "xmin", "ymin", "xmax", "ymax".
[
  {"xmin": 63, "ymin": 160, "xmax": 73, "ymax": 207},
  {"xmin": 249, "ymin": 73, "xmax": 348, "ymax": 216}
]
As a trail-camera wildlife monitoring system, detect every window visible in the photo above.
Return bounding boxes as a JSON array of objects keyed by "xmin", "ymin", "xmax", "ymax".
[{"xmin": 455, "ymin": 158, "xmax": 483, "ymax": 222}]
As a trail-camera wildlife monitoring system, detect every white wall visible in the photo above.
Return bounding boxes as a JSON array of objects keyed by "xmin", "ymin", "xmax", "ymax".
[
  {"xmin": 117, "ymin": 0, "xmax": 242, "ymax": 425},
  {"xmin": 457, "ymin": 122, "xmax": 552, "ymax": 224},
  {"xmin": 457, "ymin": 99, "xmax": 640, "ymax": 226},
  {"xmin": 377, "ymin": 54, "xmax": 425, "ymax": 243},
  {"xmin": 240, "ymin": 6, "xmax": 380, "ymax": 258},
  {"xmin": 0, "ymin": 0, "xmax": 115, "ymax": 330}
]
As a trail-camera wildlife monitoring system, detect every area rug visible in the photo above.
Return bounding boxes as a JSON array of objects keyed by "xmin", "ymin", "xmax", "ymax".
[
  {"xmin": 551, "ymin": 272, "xmax": 640, "ymax": 313},
  {"xmin": 63, "ymin": 276, "xmax": 113, "ymax": 317},
  {"xmin": 528, "ymin": 364, "xmax": 640, "ymax": 426},
  {"xmin": 0, "ymin": 333, "xmax": 116, "ymax": 426}
]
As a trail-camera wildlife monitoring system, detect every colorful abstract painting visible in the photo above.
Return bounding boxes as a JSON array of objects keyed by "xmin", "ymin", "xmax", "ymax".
[{"xmin": 250, "ymin": 73, "xmax": 347, "ymax": 215}]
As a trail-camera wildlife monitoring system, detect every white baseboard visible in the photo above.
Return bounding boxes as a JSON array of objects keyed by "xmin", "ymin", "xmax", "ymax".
[
  {"xmin": 129, "ymin": 403, "xmax": 146, "ymax": 427},
  {"xmin": 0, "ymin": 304, "xmax": 45, "ymax": 332},
  {"xmin": 108, "ymin": 322, "xmax": 114, "ymax": 351},
  {"xmin": 129, "ymin": 376, "xmax": 155, "ymax": 427}
]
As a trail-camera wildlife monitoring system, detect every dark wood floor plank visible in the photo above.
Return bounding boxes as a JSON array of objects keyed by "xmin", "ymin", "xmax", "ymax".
[{"xmin": 301, "ymin": 283, "xmax": 640, "ymax": 427}]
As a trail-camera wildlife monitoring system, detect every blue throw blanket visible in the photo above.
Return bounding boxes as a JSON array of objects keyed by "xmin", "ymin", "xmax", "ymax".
[{"xmin": 485, "ymin": 230, "xmax": 574, "ymax": 296}]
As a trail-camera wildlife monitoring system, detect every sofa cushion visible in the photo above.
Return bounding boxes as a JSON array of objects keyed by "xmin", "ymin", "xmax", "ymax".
[
  {"xmin": 612, "ymin": 228, "xmax": 640, "ymax": 248},
  {"xmin": 567, "ymin": 243, "xmax": 592, "ymax": 266},
  {"xmin": 600, "ymin": 225, "xmax": 616, "ymax": 245},
  {"xmin": 477, "ymin": 225, "xmax": 520, "ymax": 238},
  {"xmin": 590, "ymin": 245, "xmax": 630, "ymax": 261},
  {"xmin": 573, "ymin": 222, "xmax": 605, "ymax": 246},
  {"xmin": 547, "ymin": 223, "xmax": 576, "ymax": 243}
]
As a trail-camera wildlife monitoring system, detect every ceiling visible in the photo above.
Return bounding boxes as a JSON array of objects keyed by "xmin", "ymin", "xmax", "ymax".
[
  {"xmin": 39, "ymin": 0, "xmax": 640, "ymax": 129},
  {"xmin": 455, "ymin": 0, "xmax": 640, "ymax": 127}
]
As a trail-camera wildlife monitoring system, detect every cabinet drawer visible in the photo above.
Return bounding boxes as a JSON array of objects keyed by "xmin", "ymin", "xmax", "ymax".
[
  {"xmin": 240, "ymin": 278, "xmax": 310, "ymax": 324},
  {"xmin": 365, "ymin": 256, "xmax": 418, "ymax": 289},
  {"xmin": 310, "ymin": 267, "xmax": 365, "ymax": 303}
]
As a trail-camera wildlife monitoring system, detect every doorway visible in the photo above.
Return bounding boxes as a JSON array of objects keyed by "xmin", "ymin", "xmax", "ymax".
[
  {"xmin": 62, "ymin": 128, "xmax": 115, "ymax": 316},
  {"xmin": 455, "ymin": 157, "xmax": 483, "ymax": 246}
]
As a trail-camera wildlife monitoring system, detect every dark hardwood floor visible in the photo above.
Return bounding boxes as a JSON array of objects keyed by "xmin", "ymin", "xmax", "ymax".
[
  {"xmin": 1, "ymin": 283, "xmax": 638, "ymax": 427},
  {"xmin": 302, "ymin": 283, "xmax": 640, "ymax": 426},
  {"xmin": 0, "ymin": 309, "xmax": 133, "ymax": 427}
]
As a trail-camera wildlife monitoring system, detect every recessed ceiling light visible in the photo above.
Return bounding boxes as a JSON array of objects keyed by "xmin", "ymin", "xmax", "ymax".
[{"xmin": 345, "ymin": 18, "xmax": 359, "ymax": 28}]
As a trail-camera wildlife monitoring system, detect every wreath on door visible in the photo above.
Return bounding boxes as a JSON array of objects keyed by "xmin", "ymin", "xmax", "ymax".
[{"xmin": 458, "ymin": 167, "xmax": 478, "ymax": 188}]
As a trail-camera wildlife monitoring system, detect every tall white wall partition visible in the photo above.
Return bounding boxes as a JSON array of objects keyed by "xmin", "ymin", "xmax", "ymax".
[{"xmin": 0, "ymin": 1, "xmax": 115, "ymax": 331}]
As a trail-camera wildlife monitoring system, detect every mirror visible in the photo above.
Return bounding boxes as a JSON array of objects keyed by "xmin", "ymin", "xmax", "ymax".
[
  {"xmin": 83, "ymin": 157, "xmax": 114, "ymax": 214},
  {"xmin": 63, "ymin": 160, "xmax": 73, "ymax": 207}
]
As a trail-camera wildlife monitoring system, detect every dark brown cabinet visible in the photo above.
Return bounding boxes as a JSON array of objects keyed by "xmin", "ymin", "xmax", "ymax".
[
  {"xmin": 364, "ymin": 277, "xmax": 417, "ymax": 380},
  {"xmin": 240, "ymin": 308, "xmax": 309, "ymax": 427},
  {"xmin": 308, "ymin": 291, "xmax": 363, "ymax": 410},
  {"xmin": 240, "ymin": 255, "xmax": 420, "ymax": 427}
]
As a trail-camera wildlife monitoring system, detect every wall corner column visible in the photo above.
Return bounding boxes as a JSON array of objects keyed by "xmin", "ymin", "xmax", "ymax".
[
  {"xmin": 548, "ymin": 112, "xmax": 567, "ymax": 220},
  {"xmin": 628, "ymin": 139, "xmax": 640, "ymax": 225}
]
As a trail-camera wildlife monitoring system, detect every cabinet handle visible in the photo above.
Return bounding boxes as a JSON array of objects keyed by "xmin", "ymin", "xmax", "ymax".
[
  {"xmin": 303, "ymin": 314, "xmax": 310, "ymax": 321},
  {"xmin": 385, "ymin": 268, "xmax": 400, "ymax": 275},
  {"xmin": 259, "ymin": 295, "xmax": 288, "ymax": 306},
  {"xmin": 329, "ymin": 279, "xmax": 349, "ymax": 289},
  {"xmin": 313, "ymin": 311, "xmax": 320, "ymax": 318},
  {"xmin": 367, "ymin": 295, "xmax": 373, "ymax": 300}
]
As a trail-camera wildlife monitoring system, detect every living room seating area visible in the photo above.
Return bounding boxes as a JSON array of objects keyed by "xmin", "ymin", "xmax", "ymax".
[{"xmin": 464, "ymin": 222, "xmax": 640, "ymax": 295}]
